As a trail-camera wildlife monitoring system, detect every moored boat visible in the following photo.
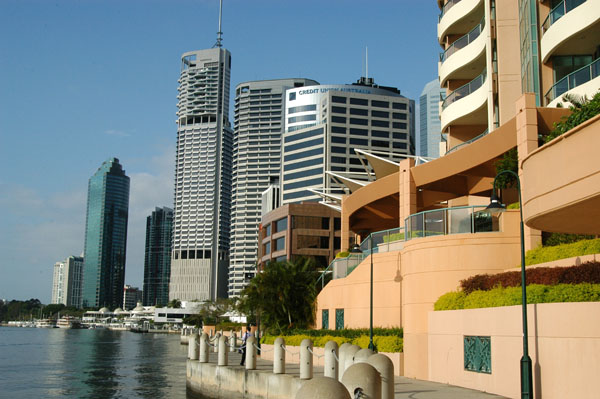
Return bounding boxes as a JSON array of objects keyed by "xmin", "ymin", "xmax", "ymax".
[
  {"xmin": 35, "ymin": 318, "xmax": 57, "ymax": 328},
  {"xmin": 56, "ymin": 315, "xmax": 82, "ymax": 329}
]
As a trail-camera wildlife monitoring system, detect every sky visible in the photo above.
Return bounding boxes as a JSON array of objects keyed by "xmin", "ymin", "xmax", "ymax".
[{"xmin": 0, "ymin": 0, "xmax": 441, "ymax": 303}]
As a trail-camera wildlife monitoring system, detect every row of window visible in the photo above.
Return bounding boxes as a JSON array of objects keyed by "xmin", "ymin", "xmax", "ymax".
[
  {"xmin": 331, "ymin": 107, "xmax": 407, "ymax": 120},
  {"xmin": 332, "ymin": 96, "xmax": 408, "ymax": 110}
]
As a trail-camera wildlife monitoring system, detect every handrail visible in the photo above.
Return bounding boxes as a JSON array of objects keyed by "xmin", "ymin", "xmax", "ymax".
[
  {"xmin": 442, "ymin": 70, "xmax": 487, "ymax": 110},
  {"xmin": 439, "ymin": 0, "xmax": 462, "ymax": 21},
  {"xmin": 440, "ymin": 17, "xmax": 485, "ymax": 63},
  {"xmin": 541, "ymin": 0, "xmax": 586, "ymax": 35},
  {"xmin": 445, "ymin": 129, "xmax": 489, "ymax": 154},
  {"xmin": 544, "ymin": 58, "xmax": 600, "ymax": 104}
]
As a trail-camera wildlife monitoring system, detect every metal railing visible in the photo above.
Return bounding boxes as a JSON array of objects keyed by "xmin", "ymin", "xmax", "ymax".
[
  {"xmin": 440, "ymin": 17, "xmax": 485, "ymax": 63},
  {"xmin": 439, "ymin": 0, "xmax": 463, "ymax": 21},
  {"xmin": 544, "ymin": 58, "xmax": 600, "ymax": 104},
  {"xmin": 404, "ymin": 205, "xmax": 500, "ymax": 241},
  {"xmin": 359, "ymin": 227, "xmax": 405, "ymax": 256},
  {"xmin": 442, "ymin": 70, "xmax": 487, "ymax": 110},
  {"xmin": 445, "ymin": 129, "xmax": 489, "ymax": 155},
  {"xmin": 541, "ymin": 0, "xmax": 586, "ymax": 35}
]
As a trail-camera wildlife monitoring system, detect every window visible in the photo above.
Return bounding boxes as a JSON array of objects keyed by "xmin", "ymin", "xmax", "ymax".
[
  {"xmin": 332, "ymin": 96, "xmax": 346, "ymax": 103},
  {"xmin": 332, "ymin": 106, "xmax": 346, "ymax": 114},
  {"xmin": 288, "ymin": 104, "xmax": 316, "ymax": 114},
  {"xmin": 288, "ymin": 114, "xmax": 316, "ymax": 124},
  {"xmin": 284, "ymin": 157, "xmax": 323, "ymax": 171},
  {"xmin": 289, "ymin": 92, "xmax": 296, "ymax": 101},
  {"xmin": 332, "ymin": 116, "xmax": 346, "ymax": 124},
  {"xmin": 393, "ymin": 122, "xmax": 407, "ymax": 129},
  {"xmin": 331, "ymin": 136, "xmax": 346, "ymax": 144},
  {"xmin": 283, "ymin": 177, "xmax": 322, "ymax": 190},
  {"xmin": 372, "ymin": 120, "xmax": 389, "ymax": 127},
  {"xmin": 331, "ymin": 126, "xmax": 346, "ymax": 134},
  {"xmin": 372, "ymin": 100, "xmax": 389, "ymax": 108},
  {"xmin": 393, "ymin": 112, "xmax": 407, "ymax": 120},
  {"xmin": 372, "ymin": 110, "xmax": 389, "ymax": 118},
  {"xmin": 349, "ymin": 118, "xmax": 368, "ymax": 126},
  {"xmin": 331, "ymin": 146, "xmax": 346, "ymax": 154},
  {"xmin": 284, "ymin": 137, "xmax": 323, "ymax": 153},
  {"xmin": 350, "ymin": 98, "xmax": 368, "ymax": 106},
  {"xmin": 331, "ymin": 156, "xmax": 346, "ymax": 164},
  {"xmin": 393, "ymin": 142, "xmax": 407, "ymax": 149},
  {"xmin": 350, "ymin": 108, "xmax": 368, "ymax": 116},
  {"xmin": 372, "ymin": 130, "xmax": 389, "ymax": 138},
  {"xmin": 393, "ymin": 132, "xmax": 407, "ymax": 140},
  {"xmin": 285, "ymin": 127, "xmax": 323, "ymax": 143},
  {"xmin": 350, "ymin": 138, "xmax": 367, "ymax": 146},
  {"xmin": 275, "ymin": 237, "xmax": 285, "ymax": 251},
  {"xmin": 264, "ymin": 241, "xmax": 271, "ymax": 254},
  {"xmin": 335, "ymin": 309, "xmax": 344, "ymax": 330},
  {"xmin": 350, "ymin": 128, "xmax": 368, "ymax": 136},
  {"xmin": 275, "ymin": 218, "xmax": 287, "ymax": 232},
  {"xmin": 284, "ymin": 167, "xmax": 322, "ymax": 181},
  {"xmin": 264, "ymin": 224, "xmax": 271, "ymax": 237},
  {"xmin": 284, "ymin": 147, "xmax": 323, "ymax": 162},
  {"xmin": 372, "ymin": 140, "xmax": 389, "ymax": 148},
  {"xmin": 322, "ymin": 309, "xmax": 329, "ymax": 329},
  {"xmin": 393, "ymin": 102, "xmax": 407, "ymax": 110}
]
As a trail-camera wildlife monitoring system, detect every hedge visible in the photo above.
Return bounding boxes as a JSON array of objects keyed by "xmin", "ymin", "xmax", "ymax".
[
  {"xmin": 525, "ymin": 239, "xmax": 600, "ymax": 266},
  {"xmin": 434, "ymin": 283, "xmax": 600, "ymax": 311},
  {"xmin": 274, "ymin": 327, "xmax": 402, "ymax": 338},
  {"xmin": 260, "ymin": 334, "xmax": 403, "ymax": 353},
  {"xmin": 460, "ymin": 262, "xmax": 600, "ymax": 294}
]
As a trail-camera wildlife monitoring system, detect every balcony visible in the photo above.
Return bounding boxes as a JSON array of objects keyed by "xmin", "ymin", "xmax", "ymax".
[
  {"xmin": 546, "ymin": 58, "xmax": 600, "ymax": 106},
  {"xmin": 440, "ymin": 71, "xmax": 488, "ymax": 132},
  {"xmin": 540, "ymin": 0, "xmax": 600, "ymax": 62},
  {"xmin": 438, "ymin": 0, "xmax": 484, "ymax": 44},
  {"xmin": 439, "ymin": 17, "xmax": 486, "ymax": 86},
  {"xmin": 445, "ymin": 128, "xmax": 489, "ymax": 154},
  {"xmin": 404, "ymin": 206, "xmax": 499, "ymax": 240}
]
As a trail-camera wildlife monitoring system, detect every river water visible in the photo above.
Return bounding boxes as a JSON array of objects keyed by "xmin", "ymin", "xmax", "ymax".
[{"xmin": 0, "ymin": 326, "xmax": 189, "ymax": 398}]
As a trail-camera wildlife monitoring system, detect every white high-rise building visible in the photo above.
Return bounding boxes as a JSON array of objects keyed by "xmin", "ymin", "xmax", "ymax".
[
  {"xmin": 418, "ymin": 79, "xmax": 444, "ymax": 158},
  {"xmin": 228, "ymin": 78, "xmax": 318, "ymax": 297},
  {"xmin": 51, "ymin": 255, "xmax": 84, "ymax": 308},
  {"xmin": 169, "ymin": 47, "xmax": 233, "ymax": 302}
]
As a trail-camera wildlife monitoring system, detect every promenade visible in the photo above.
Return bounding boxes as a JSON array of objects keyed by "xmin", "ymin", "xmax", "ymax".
[{"xmin": 190, "ymin": 350, "xmax": 507, "ymax": 399}]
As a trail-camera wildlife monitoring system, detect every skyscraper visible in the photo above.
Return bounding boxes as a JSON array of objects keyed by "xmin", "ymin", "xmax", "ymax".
[
  {"xmin": 228, "ymin": 78, "xmax": 318, "ymax": 297},
  {"xmin": 169, "ymin": 46, "xmax": 233, "ymax": 302},
  {"xmin": 143, "ymin": 206, "xmax": 173, "ymax": 306},
  {"xmin": 82, "ymin": 158, "xmax": 130, "ymax": 309},
  {"xmin": 51, "ymin": 255, "xmax": 84, "ymax": 308},
  {"xmin": 418, "ymin": 79, "xmax": 444, "ymax": 158}
]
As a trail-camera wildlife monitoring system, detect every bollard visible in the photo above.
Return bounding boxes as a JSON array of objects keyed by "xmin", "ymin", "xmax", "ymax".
[
  {"xmin": 295, "ymin": 376, "xmax": 351, "ymax": 399},
  {"xmin": 274, "ymin": 337, "xmax": 286, "ymax": 374},
  {"xmin": 368, "ymin": 354, "xmax": 394, "ymax": 399},
  {"xmin": 218, "ymin": 335, "xmax": 228, "ymax": 366},
  {"xmin": 300, "ymin": 339, "xmax": 313, "ymax": 380},
  {"xmin": 341, "ymin": 363, "xmax": 381, "ymax": 399},
  {"xmin": 245, "ymin": 335, "xmax": 257, "ymax": 370},
  {"xmin": 344, "ymin": 344, "xmax": 361, "ymax": 375},
  {"xmin": 188, "ymin": 332, "xmax": 199, "ymax": 360},
  {"xmin": 199, "ymin": 333, "xmax": 209, "ymax": 363},
  {"xmin": 324, "ymin": 340, "xmax": 339, "ymax": 380},
  {"xmin": 213, "ymin": 333, "xmax": 221, "ymax": 353},
  {"xmin": 338, "ymin": 343, "xmax": 352, "ymax": 381},
  {"xmin": 354, "ymin": 348, "xmax": 375, "ymax": 363},
  {"xmin": 230, "ymin": 332, "xmax": 237, "ymax": 352}
]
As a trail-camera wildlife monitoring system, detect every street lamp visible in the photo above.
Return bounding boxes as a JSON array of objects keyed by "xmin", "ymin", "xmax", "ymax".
[
  {"xmin": 350, "ymin": 235, "xmax": 375, "ymax": 351},
  {"xmin": 484, "ymin": 170, "xmax": 533, "ymax": 399}
]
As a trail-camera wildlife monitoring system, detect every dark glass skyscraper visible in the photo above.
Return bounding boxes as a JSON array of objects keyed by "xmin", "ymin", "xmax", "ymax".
[
  {"xmin": 143, "ymin": 207, "xmax": 173, "ymax": 306},
  {"xmin": 82, "ymin": 158, "xmax": 130, "ymax": 309}
]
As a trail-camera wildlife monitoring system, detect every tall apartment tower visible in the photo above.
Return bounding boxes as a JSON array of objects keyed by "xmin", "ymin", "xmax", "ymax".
[
  {"xmin": 228, "ymin": 78, "xmax": 318, "ymax": 297},
  {"xmin": 82, "ymin": 158, "xmax": 130, "ymax": 309},
  {"xmin": 419, "ymin": 79, "xmax": 444, "ymax": 158},
  {"xmin": 169, "ymin": 46, "xmax": 233, "ymax": 302},
  {"xmin": 143, "ymin": 206, "xmax": 173, "ymax": 306},
  {"xmin": 51, "ymin": 255, "xmax": 84, "ymax": 308}
]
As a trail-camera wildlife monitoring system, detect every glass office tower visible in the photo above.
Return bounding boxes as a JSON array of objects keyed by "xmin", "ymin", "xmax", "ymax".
[{"xmin": 143, "ymin": 207, "xmax": 173, "ymax": 306}]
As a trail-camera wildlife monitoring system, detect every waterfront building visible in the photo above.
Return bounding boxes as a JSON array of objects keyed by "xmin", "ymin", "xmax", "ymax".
[
  {"xmin": 418, "ymin": 79, "xmax": 444, "ymax": 158},
  {"xmin": 228, "ymin": 78, "xmax": 318, "ymax": 297},
  {"xmin": 82, "ymin": 158, "xmax": 130, "ymax": 309},
  {"xmin": 169, "ymin": 46, "xmax": 233, "ymax": 302},
  {"xmin": 51, "ymin": 255, "xmax": 84, "ymax": 308},
  {"xmin": 281, "ymin": 78, "xmax": 415, "ymax": 204},
  {"xmin": 143, "ymin": 206, "xmax": 173, "ymax": 306},
  {"xmin": 123, "ymin": 285, "xmax": 143, "ymax": 311}
]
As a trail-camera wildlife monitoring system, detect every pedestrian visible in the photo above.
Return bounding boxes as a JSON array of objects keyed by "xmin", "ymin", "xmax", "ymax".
[{"xmin": 240, "ymin": 324, "xmax": 252, "ymax": 366}]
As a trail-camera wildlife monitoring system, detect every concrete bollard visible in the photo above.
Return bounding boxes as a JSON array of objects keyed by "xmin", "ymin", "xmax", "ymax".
[
  {"xmin": 341, "ymin": 363, "xmax": 381, "ymax": 399},
  {"xmin": 199, "ymin": 333, "xmax": 209, "ymax": 363},
  {"xmin": 274, "ymin": 337, "xmax": 286, "ymax": 374},
  {"xmin": 344, "ymin": 344, "xmax": 361, "ymax": 375},
  {"xmin": 295, "ymin": 376, "xmax": 351, "ymax": 399},
  {"xmin": 368, "ymin": 354, "xmax": 394, "ymax": 399},
  {"xmin": 246, "ymin": 335, "xmax": 257, "ymax": 370},
  {"xmin": 188, "ymin": 332, "xmax": 199, "ymax": 360},
  {"xmin": 300, "ymin": 339, "xmax": 313, "ymax": 380},
  {"xmin": 218, "ymin": 335, "xmax": 228, "ymax": 366},
  {"xmin": 338, "ymin": 343, "xmax": 352, "ymax": 381},
  {"xmin": 354, "ymin": 348, "xmax": 375, "ymax": 363},
  {"xmin": 324, "ymin": 340, "xmax": 339, "ymax": 380},
  {"xmin": 213, "ymin": 333, "xmax": 221, "ymax": 353},
  {"xmin": 230, "ymin": 332, "xmax": 237, "ymax": 352}
]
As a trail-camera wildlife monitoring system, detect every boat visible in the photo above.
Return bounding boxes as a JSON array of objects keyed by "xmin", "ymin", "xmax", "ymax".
[
  {"xmin": 56, "ymin": 315, "xmax": 82, "ymax": 329},
  {"xmin": 35, "ymin": 318, "xmax": 57, "ymax": 328}
]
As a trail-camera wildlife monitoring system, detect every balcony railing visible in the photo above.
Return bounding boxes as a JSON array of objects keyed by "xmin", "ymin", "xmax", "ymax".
[
  {"xmin": 359, "ymin": 227, "xmax": 405, "ymax": 256},
  {"xmin": 545, "ymin": 58, "xmax": 600, "ymax": 104},
  {"xmin": 439, "ymin": 0, "xmax": 463, "ymax": 21},
  {"xmin": 440, "ymin": 17, "xmax": 485, "ymax": 63},
  {"xmin": 442, "ymin": 70, "xmax": 487, "ymax": 110},
  {"xmin": 541, "ymin": 0, "xmax": 586, "ymax": 35},
  {"xmin": 404, "ymin": 206, "xmax": 499, "ymax": 241},
  {"xmin": 445, "ymin": 129, "xmax": 489, "ymax": 155}
]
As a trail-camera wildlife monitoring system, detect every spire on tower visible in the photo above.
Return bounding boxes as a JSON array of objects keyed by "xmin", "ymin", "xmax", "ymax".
[{"xmin": 214, "ymin": 0, "xmax": 223, "ymax": 48}]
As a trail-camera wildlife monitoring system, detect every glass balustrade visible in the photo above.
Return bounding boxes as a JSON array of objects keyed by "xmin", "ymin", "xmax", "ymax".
[
  {"xmin": 541, "ymin": 0, "xmax": 586, "ymax": 34},
  {"xmin": 439, "ymin": 0, "xmax": 463, "ymax": 21},
  {"xmin": 442, "ymin": 71, "xmax": 487, "ymax": 110},
  {"xmin": 545, "ymin": 58, "xmax": 600, "ymax": 104},
  {"xmin": 440, "ymin": 18, "xmax": 485, "ymax": 63},
  {"xmin": 445, "ymin": 129, "xmax": 489, "ymax": 154},
  {"xmin": 404, "ymin": 206, "xmax": 500, "ymax": 240}
]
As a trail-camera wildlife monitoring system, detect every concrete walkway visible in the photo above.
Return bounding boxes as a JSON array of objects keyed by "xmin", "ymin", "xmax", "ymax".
[{"xmin": 197, "ymin": 350, "xmax": 507, "ymax": 399}]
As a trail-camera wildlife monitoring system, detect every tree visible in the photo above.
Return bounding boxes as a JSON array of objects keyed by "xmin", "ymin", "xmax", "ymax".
[
  {"xmin": 168, "ymin": 299, "xmax": 181, "ymax": 309},
  {"xmin": 237, "ymin": 257, "xmax": 320, "ymax": 334}
]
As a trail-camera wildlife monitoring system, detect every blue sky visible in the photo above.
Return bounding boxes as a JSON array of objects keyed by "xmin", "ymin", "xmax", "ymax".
[{"xmin": 0, "ymin": 0, "xmax": 441, "ymax": 303}]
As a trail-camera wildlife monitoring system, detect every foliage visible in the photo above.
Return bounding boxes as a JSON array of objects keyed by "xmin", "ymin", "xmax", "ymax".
[
  {"xmin": 182, "ymin": 314, "xmax": 203, "ymax": 328},
  {"xmin": 460, "ymin": 262, "xmax": 600, "ymax": 294},
  {"xmin": 215, "ymin": 321, "xmax": 245, "ymax": 331},
  {"xmin": 260, "ymin": 333, "xmax": 403, "ymax": 353},
  {"xmin": 494, "ymin": 148, "xmax": 518, "ymax": 189},
  {"xmin": 237, "ymin": 257, "xmax": 320, "ymax": 334},
  {"xmin": 198, "ymin": 298, "xmax": 234, "ymax": 325},
  {"xmin": 274, "ymin": 327, "xmax": 403, "ymax": 338},
  {"xmin": 0, "ymin": 299, "xmax": 42, "ymax": 322},
  {"xmin": 507, "ymin": 202, "xmax": 520, "ymax": 209},
  {"xmin": 382, "ymin": 232, "xmax": 405, "ymax": 242},
  {"xmin": 434, "ymin": 283, "xmax": 600, "ymax": 311},
  {"xmin": 542, "ymin": 232, "xmax": 596, "ymax": 247},
  {"xmin": 545, "ymin": 91, "xmax": 600, "ymax": 143},
  {"xmin": 168, "ymin": 299, "xmax": 181, "ymax": 309},
  {"xmin": 525, "ymin": 239, "xmax": 600, "ymax": 266},
  {"xmin": 336, "ymin": 251, "xmax": 350, "ymax": 258}
]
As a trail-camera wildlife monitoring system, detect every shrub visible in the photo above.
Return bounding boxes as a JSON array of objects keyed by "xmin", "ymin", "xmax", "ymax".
[
  {"xmin": 382, "ymin": 232, "xmax": 405, "ymax": 243},
  {"xmin": 434, "ymin": 291, "xmax": 466, "ymax": 310},
  {"xmin": 277, "ymin": 327, "xmax": 403, "ymax": 338},
  {"xmin": 261, "ymin": 334, "xmax": 403, "ymax": 352},
  {"xmin": 336, "ymin": 251, "xmax": 350, "ymax": 258},
  {"xmin": 545, "ymin": 91, "xmax": 600, "ymax": 142},
  {"xmin": 525, "ymin": 239, "xmax": 600, "ymax": 265},
  {"xmin": 542, "ymin": 232, "xmax": 595, "ymax": 247}
]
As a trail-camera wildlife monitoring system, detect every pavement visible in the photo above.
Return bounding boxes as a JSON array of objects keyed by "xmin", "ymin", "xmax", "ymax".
[{"xmin": 197, "ymin": 350, "xmax": 507, "ymax": 399}]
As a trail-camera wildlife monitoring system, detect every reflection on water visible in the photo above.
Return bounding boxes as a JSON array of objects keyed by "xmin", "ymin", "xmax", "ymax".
[{"xmin": 0, "ymin": 327, "xmax": 188, "ymax": 398}]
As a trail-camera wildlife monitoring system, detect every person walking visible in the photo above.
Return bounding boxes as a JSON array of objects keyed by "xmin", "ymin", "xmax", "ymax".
[{"xmin": 240, "ymin": 324, "xmax": 252, "ymax": 366}]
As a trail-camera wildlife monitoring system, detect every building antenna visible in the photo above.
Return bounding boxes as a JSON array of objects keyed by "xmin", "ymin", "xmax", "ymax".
[
  {"xmin": 214, "ymin": 0, "xmax": 223, "ymax": 48},
  {"xmin": 366, "ymin": 46, "xmax": 369, "ymax": 79}
]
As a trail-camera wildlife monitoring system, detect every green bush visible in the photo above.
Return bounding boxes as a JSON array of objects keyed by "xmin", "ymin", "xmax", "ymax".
[
  {"xmin": 542, "ymin": 232, "xmax": 595, "ymax": 246},
  {"xmin": 507, "ymin": 202, "xmax": 520, "ymax": 209},
  {"xmin": 336, "ymin": 251, "xmax": 350, "ymax": 258},
  {"xmin": 525, "ymin": 239, "xmax": 600, "ymax": 266},
  {"xmin": 261, "ymin": 334, "xmax": 403, "ymax": 352},
  {"xmin": 545, "ymin": 91, "xmax": 600, "ymax": 142},
  {"xmin": 434, "ymin": 291, "xmax": 466, "ymax": 310},
  {"xmin": 276, "ymin": 327, "xmax": 403, "ymax": 338},
  {"xmin": 382, "ymin": 232, "xmax": 405, "ymax": 242}
]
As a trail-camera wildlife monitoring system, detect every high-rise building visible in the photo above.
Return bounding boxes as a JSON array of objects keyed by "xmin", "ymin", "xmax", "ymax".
[
  {"xmin": 281, "ymin": 78, "xmax": 415, "ymax": 204},
  {"xmin": 169, "ymin": 46, "xmax": 233, "ymax": 302},
  {"xmin": 418, "ymin": 79, "xmax": 444, "ymax": 158},
  {"xmin": 123, "ymin": 285, "xmax": 143, "ymax": 310},
  {"xmin": 228, "ymin": 78, "xmax": 318, "ymax": 297},
  {"xmin": 51, "ymin": 255, "xmax": 84, "ymax": 308},
  {"xmin": 82, "ymin": 158, "xmax": 130, "ymax": 309},
  {"xmin": 143, "ymin": 207, "xmax": 173, "ymax": 306}
]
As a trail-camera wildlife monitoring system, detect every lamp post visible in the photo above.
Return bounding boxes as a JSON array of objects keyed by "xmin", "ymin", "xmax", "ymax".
[{"xmin": 485, "ymin": 170, "xmax": 533, "ymax": 399}]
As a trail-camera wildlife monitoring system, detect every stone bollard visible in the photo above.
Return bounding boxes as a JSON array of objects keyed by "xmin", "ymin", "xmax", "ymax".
[
  {"xmin": 368, "ymin": 354, "xmax": 394, "ymax": 399},
  {"xmin": 344, "ymin": 344, "xmax": 361, "ymax": 375},
  {"xmin": 300, "ymin": 339, "xmax": 313, "ymax": 380},
  {"xmin": 338, "ymin": 343, "xmax": 352, "ymax": 381},
  {"xmin": 188, "ymin": 332, "xmax": 199, "ymax": 360},
  {"xmin": 199, "ymin": 333, "xmax": 209, "ymax": 363},
  {"xmin": 295, "ymin": 376, "xmax": 351, "ymax": 399},
  {"xmin": 246, "ymin": 335, "xmax": 257, "ymax": 370},
  {"xmin": 354, "ymin": 348, "xmax": 375, "ymax": 363},
  {"xmin": 230, "ymin": 332, "xmax": 237, "ymax": 352},
  {"xmin": 218, "ymin": 335, "xmax": 228, "ymax": 366},
  {"xmin": 324, "ymin": 340, "xmax": 339, "ymax": 380},
  {"xmin": 274, "ymin": 337, "xmax": 286, "ymax": 374},
  {"xmin": 213, "ymin": 333, "xmax": 221, "ymax": 353},
  {"xmin": 341, "ymin": 363, "xmax": 381, "ymax": 399}
]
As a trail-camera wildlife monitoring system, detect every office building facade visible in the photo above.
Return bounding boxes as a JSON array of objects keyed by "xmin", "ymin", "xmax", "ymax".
[
  {"xmin": 169, "ymin": 48, "xmax": 233, "ymax": 302},
  {"xmin": 51, "ymin": 255, "xmax": 84, "ymax": 308},
  {"xmin": 82, "ymin": 158, "xmax": 130, "ymax": 309},
  {"xmin": 123, "ymin": 285, "xmax": 143, "ymax": 310},
  {"xmin": 419, "ymin": 79, "xmax": 444, "ymax": 158},
  {"xmin": 143, "ymin": 206, "xmax": 173, "ymax": 306}
]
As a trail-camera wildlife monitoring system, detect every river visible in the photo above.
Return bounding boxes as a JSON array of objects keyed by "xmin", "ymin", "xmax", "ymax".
[{"xmin": 0, "ymin": 326, "xmax": 189, "ymax": 398}]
